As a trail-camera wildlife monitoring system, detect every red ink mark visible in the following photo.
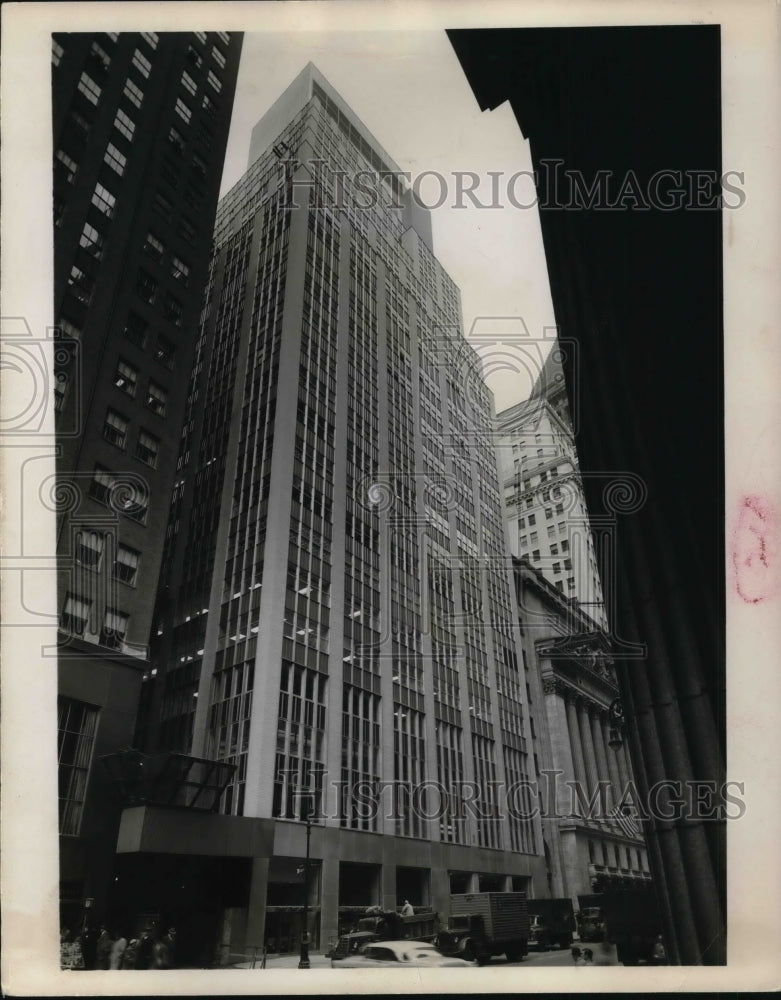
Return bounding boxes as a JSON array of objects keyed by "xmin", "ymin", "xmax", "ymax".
[{"xmin": 732, "ymin": 495, "xmax": 778, "ymax": 604}]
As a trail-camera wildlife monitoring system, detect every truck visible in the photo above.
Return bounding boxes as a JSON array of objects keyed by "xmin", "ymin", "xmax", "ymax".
[
  {"xmin": 329, "ymin": 909, "xmax": 438, "ymax": 961},
  {"xmin": 576, "ymin": 894, "xmax": 605, "ymax": 942},
  {"xmin": 527, "ymin": 898, "xmax": 576, "ymax": 950},
  {"xmin": 599, "ymin": 885, "xmax": 666, "ymax": 965},
  {"xmin": 436, "ymin": 892, "xmax": 530, "ymax": 965}
]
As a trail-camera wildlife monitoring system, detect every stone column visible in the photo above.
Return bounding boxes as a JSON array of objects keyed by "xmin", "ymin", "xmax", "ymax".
[
  {"xmin": 245, "ymin": 857, "xmax": 269, "ymax": 955},
  {"xmin": 577, "ymin": 699, "xmax": 600, "ymax": 803},
  {"xmin": 564, "ymin": 695, "xmax": 587, "ymax": 817},
  {"xmin": 590, "ymin": 709, "xmax": 612, "ymax": 813},
  {"xmin": 319, "ymin": 857, "xmax": 340, "ymax": 956}
]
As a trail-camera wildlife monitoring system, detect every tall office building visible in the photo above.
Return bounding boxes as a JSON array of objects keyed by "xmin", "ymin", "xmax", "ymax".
[
  {"xmin": 117, "ymin": 64, "xmax": 546, "ymax": 962},
  {"xmin": 496, "ymin": 349, "xmax": 608, "ymax": 629},
  {"xmin": 51, "ymin": 30, "xmax": 242, "ymax": 932}
]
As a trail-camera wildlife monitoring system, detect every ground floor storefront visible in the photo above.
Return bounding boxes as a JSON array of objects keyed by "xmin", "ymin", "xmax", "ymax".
[{"xmin": 103, "ymin": 805, "xmax": 548, "ymax": 966}]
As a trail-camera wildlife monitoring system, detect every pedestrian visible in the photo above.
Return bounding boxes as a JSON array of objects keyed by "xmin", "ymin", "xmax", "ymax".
[
  {"xmin": 401, "ymin": 899, "xmax": 414, "ymax": 917},
  {"xmin": 79, "ymin": 920, "xmax": 99, "ymax": 970},
  {"xmin": 96, "ymin": 925, "xmax": 113, "ymax": 970},
  {"xmin": 109, "ymin": 930, "xmax": 128, "ymax": 970},
  {"xmin": 135, "ymin": 926, "xmax": 156, "ymax": 969},
  {"xmin": 152, "ymin": 926, "xmax": 177, "ymax": 969}
]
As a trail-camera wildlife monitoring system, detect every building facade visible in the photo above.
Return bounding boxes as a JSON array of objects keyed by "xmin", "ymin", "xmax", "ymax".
[
  {"xmin": 496, "ymin": 350, "xmax": 607, "ymax": 629},
  {"xmin": 52, "ymin": 30, "xmax": 243, "ymax": 931},
  {"xmin": 117, "ymin": 64, "xmax": 547, "ymax": 962},
  {"xmin": 514, "ymin": 557, "xmax": 650, "ymax": 903}
]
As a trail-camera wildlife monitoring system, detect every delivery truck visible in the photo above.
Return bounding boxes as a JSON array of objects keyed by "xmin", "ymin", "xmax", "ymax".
[
  {"xmin": 436, "ymin": 892, "xmax": 530, "ymax": 965},
  {"xmin": 527, "ymin": 898, "xmax": 576, "ymax": 949}
]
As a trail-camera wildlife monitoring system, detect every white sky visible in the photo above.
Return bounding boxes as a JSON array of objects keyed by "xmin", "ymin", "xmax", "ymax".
[{"xmin": 218, "ymin": 30, "xmax": 558, "ymax": 411}]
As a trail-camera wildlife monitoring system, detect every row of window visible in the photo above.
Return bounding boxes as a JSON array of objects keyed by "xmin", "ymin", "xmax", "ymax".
[
  {"xmin": 103, "ymin": 408, "xmax": 160, "ymax": 466},
  {"xmin": 114, "ymin": 358, "xmax": 168, "ymax": 415},
  {"xmin": 73, "ymin": 530, "xmax": 140, "ymax": 584},
  {"xmin": 61, "ymin": 593, "xmax": 129, "ymax": 648}
]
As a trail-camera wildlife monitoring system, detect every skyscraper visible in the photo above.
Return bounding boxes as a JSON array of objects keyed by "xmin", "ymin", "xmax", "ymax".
[
  {"xmin": 496, "ymin": 348, "xmax": 608, "ymax": 629},
  {"xmin": 52, "ymin": 30, "xmax": 242, "ymax": 933},
  {"xmin": 120, "ymin": 64, "xmax": 546, "ymax": 960}
]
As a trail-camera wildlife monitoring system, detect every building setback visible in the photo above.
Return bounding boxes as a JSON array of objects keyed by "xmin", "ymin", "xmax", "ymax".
[
  {"xmin": 496, "ymin": 349, "xmax": 607, "ymax": 629},
  {"xmin": 52, "ymin": 30, "xmax": 242, "ymax": 933},
  {"xmin": 118, "ymin": 64, "xmax": 547, "ymax": 962}
]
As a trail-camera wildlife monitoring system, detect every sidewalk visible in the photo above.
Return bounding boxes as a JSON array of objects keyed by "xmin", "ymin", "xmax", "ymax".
[{"xmin": 231, "ymin": 952, "xmax": 332, "ymax": 970}]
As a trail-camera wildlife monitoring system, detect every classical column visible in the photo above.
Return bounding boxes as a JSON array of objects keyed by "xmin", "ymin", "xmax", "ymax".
[
  {"xmin": 577, "ymin": 699, "xmax": 600, "ymax": 802},
  {"xmin": 564, "ymin": 694, "xmax": 588, "ymax": 817},
  {"xmin": 589, "ymin": 708, "xmax": 612, "ymax": 813}
]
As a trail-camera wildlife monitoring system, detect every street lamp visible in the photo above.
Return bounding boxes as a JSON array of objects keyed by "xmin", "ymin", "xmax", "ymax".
[
  {"xmin": 608, "ymin": 698, "xmax": 625, "ymax": 749},
  {"xmin": 298, "ymin": 792, "xmax": 314, "ymax": 970}
]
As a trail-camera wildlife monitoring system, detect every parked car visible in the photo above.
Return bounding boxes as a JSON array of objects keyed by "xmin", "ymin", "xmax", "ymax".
[{"xmin": 332, "ymin": 940, "xmax": 473, "ymax": 969}]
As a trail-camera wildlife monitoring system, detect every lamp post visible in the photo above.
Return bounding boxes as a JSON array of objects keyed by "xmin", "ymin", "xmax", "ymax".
[
  {"xmin": 607, "ymin": 698, "xmax": 625, "ymax": 749},
  {"xmin": 298, "ymin": 793, "xmax": 314, "ymax": 970}
]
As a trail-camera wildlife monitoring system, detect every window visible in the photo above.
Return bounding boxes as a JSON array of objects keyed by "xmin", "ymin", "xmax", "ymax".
[
  {"xmin": 168, "ymin": 126, "xmax": 185, "ymax": 154},
  {"xmin": 100, "ymin": 607, "xmax": 129, "ymax": 649},
  {"xmin": 124, "ymin": 312, "xmax": 147, "ymax": 348},
  {"xmin": 181, "ymin": 70, "xmax": 197, "ymax": 96},
  {"xmin": 202, "ymin": 93, "xmax": 217, "ymax": 117},
  {"xmin": 561, "ymin": 539, "xmax": 570, "ymax": 552},
  {"xmin": 175, "ymin": 98, "xmax": 192, "ymax": 124},
  {"xmin": 547, "ymin": 525, "xmax": 555, "ymax": 539},
  {"xmin": 518, "ymin": 517, "xmax": 525, "ymax": 529},
  {"xmin": 67, "ymin": 265, "xmax": 93, "ymax": 305},
  {"xmin": 216, "ymin": 31, "xmax": 230, "ymax": 44},
  {"xmin": 55, "ymin": 149, "xmax": 78, "ymax": 183},
  {"xmin": 77, "ymin": 72, "xmax": 101, "ymax": 105},
  {"xmin": 104, "ymin": 142, "xmax": 127, "ymax": 175},
  {"xmin": 123, "ymin": 77, "xmax": 144, "ymax": 108},
  {"xmin": 103, "ymin": 408, "xmax": 128, "ymax": 448},
  {"xmin": 74, "ymin": 530, "xmax": 103, "ymax": 569},
  {"xmin": 52, "ymin": 38, "xmax": 64, "ymax": 65},
  {"xmin": 529, "ymin": 530, "xmax": 538, "ymax": 544},
  {"xmin": 114, "ymin": 109, "xmax": 135, "ymax": 141},
  {"xmin": 153, "ymin": 190, "xmax": 173, "ymax": 220},
  {"xmin": 136, "ymin": 269, "xmax": 158, "ymax": 304},
  {"xmin": 528, "ymin": 513, "xmax": 536, "ymax": 526},
  {"xmin": 90, "ymin": 40, "xmax": 111, "ymax": 68},
  {"xmin": 532, "ymin": 549, "xmax": 540, "ymax": 561},
  {"xmin": 567, "ymin": 576, "xmax": 576, "ymax": 590},
  {"xmin": 61, "ymin": 594, "xmax": 92, "ymax": 636},
  {"xmin": 552, "ymin": 562, "xmax": 561, "ymax": 574},
  {"xmin": 194, "ymin": 31, "xmax": 207, "ymax": 44},
  {"xmin": 115, "ymin": 544, "xmax": 140, "ymax": 585},
  {"xmin": 186, "ymin": 44, "xmax": 203, "ymax": 68},
  {"xmin": 163, "ymin": 294, "xmax": 183, "ymax": 326},
  {"xmin": 91, "ymin": 182, "xmax": 116, "ymax": 217},
  {"xmin": 135, "ymin": 429, "xmax": 159, "ymax": 467},
  {"xmin": 551, "ymin": 543, "xmax": 559, "ymax": 556},
  {"xmin": 54, "ymin": 371, "xmax": 69, "ymax": 412},
  {"xmin": 552, "ymin": 485, "xmax": 562, "ymax": 499},
  {"xmin": 545, "ymin": 508, "xmax": 553, "ymax": 520},
  {"xmin": 207, "ymin": 69, "xmax": 222, "ymax": 93},
  {"xmin": 179, "ymin": 218, "xmax": 196, "ymax": 245},
  {"xmin": 557, "ymin": 521, "xmax": 565, "ymax": 533},
  {"xmin": 58, "ymin": 697, "xmax": 98, "ymax": 835},
  {"xmin": 114, "ymin": 358, "xmax": 137, "ymax": 395},
  {"xmin": 132, "ymin": 48, "xmax": 152, "ymax": 77},
  {"xmin": 154, "ymin": 335, "xmax": 175, "ymax": 368},
  {"xmin": 564, "ymin": 558, "xmax": 572, "ymax": 571},
  {"xmin": 146, "ymin": 381, "xmax": 167, "ymax": 417},
  {"xmin": 144, "ymin": 232, "xmax": 164, "ymax": 260},
  {"xmin": 79, "ymin": 222, "xmax": 103, "ymax": 257},
  {"xmin": 141, "ymin": 31, "xmax": 158, "ymax": 49},
  {"xmin": 171, "ymin": 256, "xmax": 190, "ymax": 285},
  {"xmin": 212, "ymin": 45, "xmax": 226, "ymax": 68},
  {"xmin": 57, "ymin": 317, "xmax": 82, "ymax": 341},
  {"xmin": 191, "ymin": 152, "xmax": 207, "ymax": 179}
]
